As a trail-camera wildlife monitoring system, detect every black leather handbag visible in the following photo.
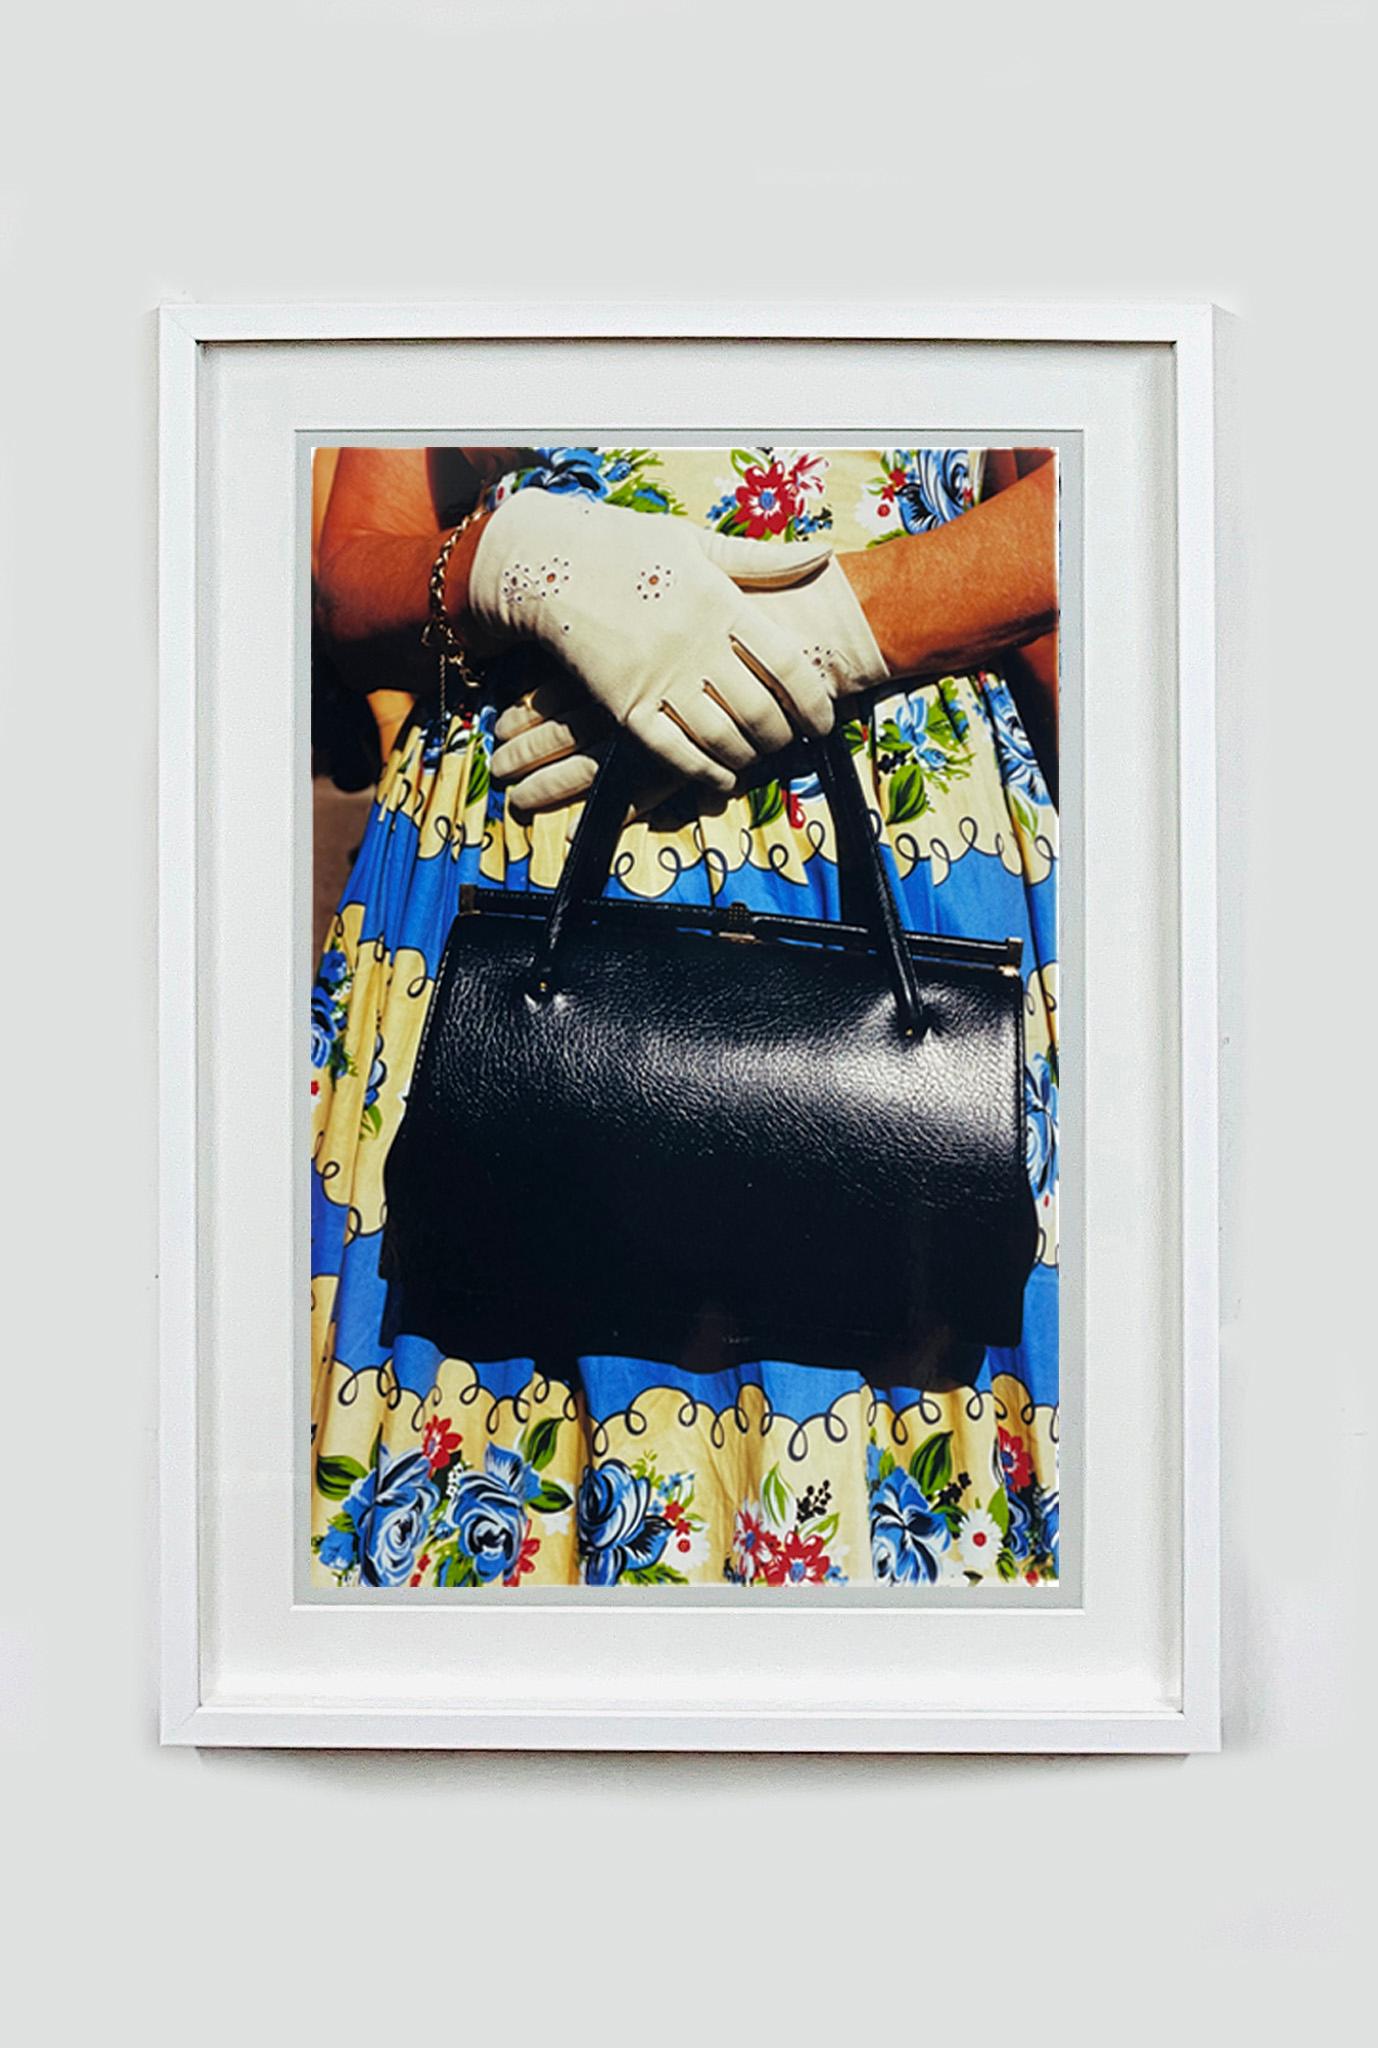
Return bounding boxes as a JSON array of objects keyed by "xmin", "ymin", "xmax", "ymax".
[{"xmin": 381, "ymin": 728, "xmax": 1037, "ymax": 1381}]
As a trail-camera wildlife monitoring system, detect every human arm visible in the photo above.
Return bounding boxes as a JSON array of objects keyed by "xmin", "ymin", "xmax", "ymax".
[
  {"xmin": 314, "ymin": 447, "xmax": 533, "ymax": 758},
  {"xmin": 314, "ymin": 449, "xmax": 832, "ymax": 785},
  {"xmin": 492, "ymin": 459, "xmax": 1059, "ymax": 809},
  {"xmin": 836, "ymin": 457, "xmax": 1056, "ymax": 679}
]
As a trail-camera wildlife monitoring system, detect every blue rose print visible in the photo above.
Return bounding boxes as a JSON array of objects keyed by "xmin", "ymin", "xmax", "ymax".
[
  {"xmin": 1042, "ymin": 1491, "xmax": 1060, "ymax": 1576},
  {"xmin": 517, "ymin": 447, "xmax": 613, "ymax": 498},
  {"xmin": 1025, "ymin": 1052, "xmax": 1059, "ymax": 1199},
  {"xmin": 317, "ymin": 1519, "xmax": 359, "ymax": 1574},
  {"xmin": 869, "ymin": 1468, "xmax": 951, "ymax": 1584},
  {"xmin": 420, "ymin": 715, "xmax": 457, "ymax": 770},
  {"xmin": 363, "ymin": 1034, "xmax": 386, "ymax": 1112},
  {"xmin": 310, "ymin": 1002, "xmax": 336, "ymax": 1072},
  {"xmin": 311, "ymin": 950, "xmax": 351, "ymax": 1071},
  {"xmin": 484, "ymin": 1444, "xmax": 542, "ymax": 1501},
  {"xmin": 892, "ymin": 692, "xmax": 965, "ymax": 773},
  {"xmin": 329, "ymin": 1446, "xmax": 439, "ymax": 1588},
  {"xmin": 446, "ymin": 1474, "xmax": 526, "ymax": 1583},
  {"xmin": 445, "ymin": 1444, "xmax": 542, "ymax": 1584},
  {"xmin": 1007, "ymin": 1482, "xmax": 1060, "ymax": 1572},
  {"xmin": 984, "ymin": 675, "xmax": 1051, "ymax": 807},
  {"xmin": 576, "ymin": 1459, "xmax": 671, "ymax": 1586},
  {"xmin": 1007, "ymin": 1488, "xmax": 1031, "ymax": 1559},
  {"xmin": 893, "ymin": 449, "xmax": 971, "ymax": 534},
  {"xmin": 498, "ymin": 448, "xmax": 674, "ymax": 515}
]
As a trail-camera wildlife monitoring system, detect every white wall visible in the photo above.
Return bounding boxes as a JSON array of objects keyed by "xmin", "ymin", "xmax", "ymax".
[{"xmin": 2, "ymin": 2, "xmax": 1368, "ymax": 2037}]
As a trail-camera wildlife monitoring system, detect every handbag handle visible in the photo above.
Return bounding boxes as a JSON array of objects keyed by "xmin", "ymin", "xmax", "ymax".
[{"xmin": 529, "ymin": 727, "xmax": 925, "ymax": 1037}]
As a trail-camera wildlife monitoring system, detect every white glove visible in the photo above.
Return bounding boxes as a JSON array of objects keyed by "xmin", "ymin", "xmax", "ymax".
[
  {"xmin": 490, "ymin": 545, "xmax": 890, "ymax": 814},
  {"xmin": 468, "ymin": 490, "xmax": 842, "ymax": 798}
]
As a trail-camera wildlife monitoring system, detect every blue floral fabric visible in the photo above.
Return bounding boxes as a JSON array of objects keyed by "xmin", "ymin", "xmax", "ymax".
[{"xmin": 310, "ymin": 448, "xmax": 1059, "ymax": 1590}]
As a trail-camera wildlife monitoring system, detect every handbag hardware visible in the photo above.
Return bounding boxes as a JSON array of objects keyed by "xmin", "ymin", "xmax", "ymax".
[
  {"xmin": 719, "ymin": 900, "xmax": 756, "ymax": 943},
  {"xmin": 523, "ymin": 726, "xmax": 934, "ymax": 1034},
  {"xmin": 454, "ymin": 877, "xmax": 1022, "ymax": 970}
]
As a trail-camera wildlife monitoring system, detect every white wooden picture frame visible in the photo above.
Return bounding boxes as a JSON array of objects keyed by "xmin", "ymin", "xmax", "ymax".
[{"xmin": 159, "ymin": 302, "xmax": 1224, "ymax": 1751}]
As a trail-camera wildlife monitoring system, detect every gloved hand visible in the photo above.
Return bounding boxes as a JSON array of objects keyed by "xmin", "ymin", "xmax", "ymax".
[
  {"xmin": 489, "ymin": 541, "xmax": 891, "ymax": 814},
  {"xmin": 468, "ymin": 489, "xmax": 844, "ymax": 800}
]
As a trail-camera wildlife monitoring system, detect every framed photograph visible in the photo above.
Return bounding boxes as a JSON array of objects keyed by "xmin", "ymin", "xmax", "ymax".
[{"xmin": 159, "ymin": 302, "xmax": 1223, "ymax": 1750}]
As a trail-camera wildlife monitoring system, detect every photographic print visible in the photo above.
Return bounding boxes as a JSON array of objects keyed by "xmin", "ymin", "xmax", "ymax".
[{"xmin": 308, "ymin": 443, "xmax": 1059, "ymax": 1593}]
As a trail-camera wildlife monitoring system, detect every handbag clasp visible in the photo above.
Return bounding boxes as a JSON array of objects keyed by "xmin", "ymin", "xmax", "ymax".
[{"xmin": 719, "ymin": 901, "xmax": 758, "ymax": 943}]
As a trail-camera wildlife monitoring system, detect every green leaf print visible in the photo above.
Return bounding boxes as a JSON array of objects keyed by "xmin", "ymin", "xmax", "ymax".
[
  {"xmin": 747, "ymin": 779, "xmax": 785, "ymax": 828},
  {"xmin": 315, "ymin": 1453, "xmax": 367, "ymax": 1500},
  {"xmin": 886, "ymin": 762, "xmax": 929, "ymax": 825},
  {"xmin": 465, "ymin": 748, "xmax": 490, "ymax": 809},
  {"xmin": 520, "ymin": 1416, "xmax": 561, "ymax": 1472},
  {"xmin": 762, "ymin": 1463, "xmax": 792, "ymax": 1530},
  {"xmin": 624, "ymin": 482, "xmax": 686, "ymax": 516},
  {"xmin": 325, "ymin": 1042, "xmax": 357, "ymax": 1084},
  {"xmin": 624, "ymin": 1560, "xmax": 690, "ymax": 1586},
  {"xmin": 986, "ymin": 1485, "xmax": 1010, "ymax": 1537},
  {"xmin": 908, "ymin": 1431, "xmax": 954, "ymax": 1498},
  {"xmin": 434, "ymin": 1546, "xmax": 480, "ymax": 1589},
  {"xmin": 1010, "ymin": 791, "xmax": 1036, "ymax": 838},
  {"xmin": 360, "ymin": 1101, "xmax": 383, "ymax": 1141},
  {"xmin": 529, "ymin": 1481, "xmax": 572, "ymax": 1515}
]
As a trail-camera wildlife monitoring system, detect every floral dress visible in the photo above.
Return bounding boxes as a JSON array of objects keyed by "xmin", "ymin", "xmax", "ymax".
[{"xmin": 310, "ymin": 448, "xmax": 1059, "ymax": 1591}]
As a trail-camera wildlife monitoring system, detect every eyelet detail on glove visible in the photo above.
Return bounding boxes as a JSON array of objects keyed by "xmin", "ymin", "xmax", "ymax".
[
  {"xmin": 636, "ymin": 565, "xmax": 674, "ymax": 601},
  {"xmin": 499, "ymin": 557, "xmax": 571, "ymax": 608}
]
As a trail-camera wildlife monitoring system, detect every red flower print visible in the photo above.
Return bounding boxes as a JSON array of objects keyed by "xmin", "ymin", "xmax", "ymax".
[
  {"xmin": 422, "ymin": 1413, "xmax": 463, "ymax": 1474},
  {"xmin": 998, "ymin": 1427, "xmax": 1032, "ymax": 1491},
  {"xmin": 787, "ymin": 452, "xmax": 827, "ymax": 500},
  {"xmin": 786, "ymin": 790, "xmax": 806, "ymax": 830},
  {"xmin": 735, "ymin": 460, "xmax": 801, "ymax": 538},
  {"xmin": 409, "ymin": 1551, "xmax": 432, "ymax": 1588},
  {"xmin": 732, "ymin": 1507, "xmax": 773, "ymax": 1582},
  {"xmin": 503, "ymin": 1532, "xmax": 540, "ymax": 1587},
  {"xmin": 761, "ymin": 1528, "xmax": 834, "ymax": 1586},
  {"xmin": 665, "ymin": 1497, "xmax": 699, "ymax": 1555}
]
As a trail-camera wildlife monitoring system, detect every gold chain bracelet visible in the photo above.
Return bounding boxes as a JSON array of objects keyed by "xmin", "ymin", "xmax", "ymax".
[{"xmin": 421, "ymin": 505, "xmax": 488, "ymax": 721}]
